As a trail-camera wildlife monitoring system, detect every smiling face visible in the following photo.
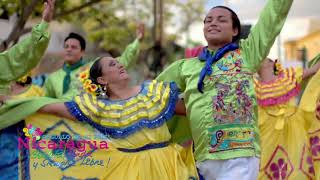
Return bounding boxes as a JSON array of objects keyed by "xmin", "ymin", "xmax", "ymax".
[
  {"xmin": 96, "ymin": 57, "xmax": 129, "ymax": 86},
  {"xmin": 203, "ymin": 7, "xmax": 239, "ymax": 46}
]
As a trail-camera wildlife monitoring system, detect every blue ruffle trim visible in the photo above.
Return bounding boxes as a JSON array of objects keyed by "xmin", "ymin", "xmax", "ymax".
[{"xmin": 65, "ymin": 82, "xmax": 179, "ymax": 139}]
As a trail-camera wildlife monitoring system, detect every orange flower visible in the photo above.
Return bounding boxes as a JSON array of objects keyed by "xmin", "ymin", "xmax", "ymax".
[
  {"xmin": 89, "ymin": 84, "xmax": 98, "ymax": 92},
  {"xmin": 79, "ymin": 72, "xmax": 89, "ymax": 81},
  {"xmin": 84, "ymin": 79, "xmax": 92, "ymax": 88}
]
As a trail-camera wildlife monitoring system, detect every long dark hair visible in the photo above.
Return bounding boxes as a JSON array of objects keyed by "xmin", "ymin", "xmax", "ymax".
[{"xmin": 208, "ymin": 6, "xmax": 241, "ymax": 42}]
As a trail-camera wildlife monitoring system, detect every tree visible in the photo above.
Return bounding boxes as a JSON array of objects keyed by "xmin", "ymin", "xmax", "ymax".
[
  {"xmin": 175, "ymin": 0, "xmax": 205, "ymax": 45},
  {"xmin": 0, "ymin": 0, "xmax": 106, "ymax": 52},
  {"xmin": 77, "ymin": 0, "xmax": 205, "ymax": 54},
  {"xmin": 76, "ymin": 0, "xmax": 205, "ymax": 79}
]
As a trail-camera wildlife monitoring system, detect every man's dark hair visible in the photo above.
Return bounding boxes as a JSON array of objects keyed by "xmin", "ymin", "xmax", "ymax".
[{"xmin": 64, "ymin": 32, "xmax": 86, "ymax": 51}]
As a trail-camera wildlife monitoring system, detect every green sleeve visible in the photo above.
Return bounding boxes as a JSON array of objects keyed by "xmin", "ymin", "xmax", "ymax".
[
  {"xmin": 157, "ymin": 61, "xmax": 190, "ymax": 144},
  {"xmin": 116, "ymin": 39, "xmax": 140, "ymax": 68},
  {"xmin": 0, "ymin": 97, "xmax": 63, "ymax": 130},
  {"xmin": 0, "ymin": 21, "xmax": 50, "ymax": 94},
  {"xmin": 156, "ymin": 59, "xmax": 186, "ymax": 91},
  {"xmin": 240, "ymin": 0, "xmax": 293, "ymax": 71},
  {"xmin": 167, "ymin": 115, "xmax": 193, "ymax": 144},
  {"xmin": 43, "ymin": 76, "xmax": 57, "ymax": 98}
]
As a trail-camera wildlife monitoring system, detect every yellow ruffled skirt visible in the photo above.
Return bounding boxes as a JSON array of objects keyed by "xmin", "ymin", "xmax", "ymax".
[{"xmin": 98, "ymin": 143, "xmax": 198, "ymax": 180}]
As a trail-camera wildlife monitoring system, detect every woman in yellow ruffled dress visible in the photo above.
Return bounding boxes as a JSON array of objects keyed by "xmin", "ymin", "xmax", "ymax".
[
  {"xmin": 299, "ymin": 59, "xmax": 320, "ymax": 180},
  {"xmin": 255, "ymin": 57, "xmax": 320, "ymax": 180},
  {"xmin": 32, "ymin": 56, "xmax": 199, "ymax": 180},
  {"xmin": 10, "ymin": 74, "xmax": 44, "ymax": 98}
]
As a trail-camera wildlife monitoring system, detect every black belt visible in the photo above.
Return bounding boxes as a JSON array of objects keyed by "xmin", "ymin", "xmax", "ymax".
[{"xmin": 117, "ymin": 141, "xmax": 170, "ymax": 153}]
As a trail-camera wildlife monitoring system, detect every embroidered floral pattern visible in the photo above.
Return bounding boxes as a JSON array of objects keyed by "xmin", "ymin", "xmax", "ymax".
[
  {"xmin": 212, "ymin": 79, "xmax": 253, "ymax": 124},
  {"xmin": 270, "ymin": 158, "xmax": 288, "ymax": 179},
  {"xmin": 310, "ymin": 136, "xmax": 320, "ymax": 156},
  {"xmin": 201, "ymin": 50, "xmax": 257, "ymax": 153},
  {"xmin": 216, "ymin": 58, "xmax": 242, "ymax": 73},
  {"xmin": 299, "ymin": 144, "xmax": 315, "ymax": 179},
  {"xmin": 216, "ymin": 51, "xmax": 242, "ymax": 72},
  {"xmin": 309, "ymin": 130, "xmax": 320, "ymax": 161},
  {"xmin": 306, "ymin": 156, "xmax": 315, "ymax": 175},
  {"xmin": 264, "ymin": 146, "xmax": 293, "ymax": 180},
  {"xmin": 207, "ymin": 50, "xmax": 255, "ymax": 125}
]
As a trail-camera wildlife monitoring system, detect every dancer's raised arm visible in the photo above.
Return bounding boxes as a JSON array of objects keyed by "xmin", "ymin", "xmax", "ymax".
[
  {"xmin": 0, "ymin": 0, "xmax": 55, "ymax": 94},
  {"xmin": 117, "ymin": 23, "xmax": 144, "ymax": 68},
  {"xmin": 241, "ymin": 0, "xmax": 293, "ymax": 71}
]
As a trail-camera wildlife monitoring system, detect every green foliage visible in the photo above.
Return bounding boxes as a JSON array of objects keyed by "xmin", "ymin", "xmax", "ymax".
[
  {"xmin": 0, "ymin": 0, "xmax": 108, "ymax": 25},
  {"xmin": 77, "ymin": 0, "xmax": 205, "ymax": 54},
  {"xmin": 0, "ymin": 0, "xmax": 205, "ymax": 54},
  {"xmin": 0, "ymin": 0, "xmax": 20, "ymax": 17}
]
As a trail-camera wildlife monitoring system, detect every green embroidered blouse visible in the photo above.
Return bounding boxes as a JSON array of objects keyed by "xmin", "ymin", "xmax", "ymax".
[{"xmin": 157, "ymin": 0, "xmax": 293, "ymax": 162}]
